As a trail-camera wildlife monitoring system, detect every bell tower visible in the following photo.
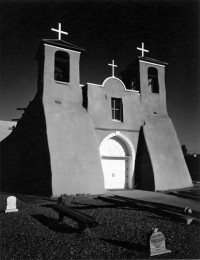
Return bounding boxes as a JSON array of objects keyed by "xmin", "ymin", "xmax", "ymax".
[
  {"xmin": 136, "ymin": 42, "xmax": 168, "ymax": 116},
  {"xmin": 36, "ymin": 23, "xmax": 85, "ymax": 106},
  {"xmin": 139, "ymin": 56, "xmax": 168, "ymax": 115},
  {"xmin": 137, "ymin": 43, "xmax": 192, "ymax": 191},
  {"xmin": 121, "ymin": 42, "xmax": 192, "ymax": 191},
  {"xmin": 35, "ymin": 23, "xmax": 105, "ymax": 195}
]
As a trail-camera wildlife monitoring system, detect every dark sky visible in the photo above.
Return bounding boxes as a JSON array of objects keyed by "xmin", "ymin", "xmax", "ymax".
[{"xmin": 0, "ymin": 0, "xmax": 199, "ymax": 153}]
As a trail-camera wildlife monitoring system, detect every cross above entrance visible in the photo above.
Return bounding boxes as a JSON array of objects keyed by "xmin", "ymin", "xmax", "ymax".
[
  {"xmin": 51, "ymin": 23, "xmax": 68, "ymax": 40},
  {"xmin": 108, "ymin": 60, "xmax": 117, "ymax": 77},
  {"xmin": 137, "ymin": 42, "xmax": 149, "ymax": 57}
]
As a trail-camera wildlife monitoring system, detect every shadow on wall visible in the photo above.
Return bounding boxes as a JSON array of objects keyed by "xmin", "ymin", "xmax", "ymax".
[
  {"xmin": 134, "ymin": 127, "xmax": 155, "ymax": 191},
  {"xmin": 0, "ymin": 95, "xmax": 52, "ymax": 196}
]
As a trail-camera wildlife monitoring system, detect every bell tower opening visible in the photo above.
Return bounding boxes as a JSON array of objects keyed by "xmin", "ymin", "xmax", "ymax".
[
  {"xmin": 54, "ymin": 51, "xmax": 70, "ymax": 82},
  {"xmin": 36, "ymin": 23, "xmax": 85, "ymax": 105},
  {"xmin": 148, "ymin": 67, "xmax": 159, "ymax": 93}
]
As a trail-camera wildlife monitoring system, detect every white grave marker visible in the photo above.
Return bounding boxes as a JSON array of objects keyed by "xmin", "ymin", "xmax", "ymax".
[
  {"xmin": 149, "ymin": 228, "xmax": 171, "ymax": 256},
  {"xmin": 5, "ymin": 196, "xmax": 18, "ymax": 213},
  {"xmin": 184, "ymin": 207, "xmax": 193, "ymax": 225}
]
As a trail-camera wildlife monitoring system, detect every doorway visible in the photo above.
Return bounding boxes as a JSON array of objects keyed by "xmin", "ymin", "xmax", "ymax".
[{"xmin": 100, "ymin": 136, "xmax": 130, "ymax": 189}]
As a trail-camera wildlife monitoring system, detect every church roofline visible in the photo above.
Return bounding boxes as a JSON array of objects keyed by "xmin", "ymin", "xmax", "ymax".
[
  {"xmin": 102, "ymin": 76, "xmax": 140, "ymax": 94},
  {"xmin": 102, "ymin": 76, "xmax": 126, "ymax": 90},
  {"xmin": 42, "ymin": 39, "xmax": 85, "ymax": 53},
  {"xmin": 86, "ymin": 77, "xmax": 140, "ymax": 94},
  {"xmin": 87, "ymin": 82, "xmax": 102, "ymax": 87},
  {"xmin": 138, "ymin": 56, "xmax": 168, "ymax": 66}
]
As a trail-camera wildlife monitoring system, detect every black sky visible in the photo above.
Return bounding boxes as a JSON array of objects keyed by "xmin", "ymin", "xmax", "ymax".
[{"xmin": 0, "ymin": 0, "xmax": 199, "ymax": 152}]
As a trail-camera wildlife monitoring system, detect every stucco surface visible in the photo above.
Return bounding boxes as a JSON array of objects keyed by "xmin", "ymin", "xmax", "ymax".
[
  {"xmin": 44, "ymin": 44, "xmax": 81, "ymax": 91},
  {"xmin": 0, "ymin": 121, "xmax": 16, "ymax": 142},
  {"xmin": 143, "ymin": 115, "xmax": 193, "ymax": 190},
  {"xmin": 87, "ymin": 77, "xmax": 143, "ymax": 130},
  {"xmin": 43, "ymin": 101, "xmax": 105, "ymax": 195},
  {"xmin": 42, "ymin": 42, "xmax": 105, "ymax": 195},
  {"xmin": 139, "ymin": 60, "xmax": 167, "ymax": 115},
  {"xmin": 0, "ymin": 41, "xmax": 192, "ymax": 195}
]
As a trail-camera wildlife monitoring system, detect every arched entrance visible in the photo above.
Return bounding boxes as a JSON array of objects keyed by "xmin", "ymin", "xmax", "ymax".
[{"xmin": 100, "ymin": 133, "xmax": 134, "ymax": 189}]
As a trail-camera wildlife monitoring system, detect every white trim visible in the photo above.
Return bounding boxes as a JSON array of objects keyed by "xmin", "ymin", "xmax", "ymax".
[
  {"xmin": 112, "ymin": 119, "xmax": 122, "ymax": 122},
  {"xmin": 102, "ymin": 76, "xmax": 141, "ymax": 93},
  {"xmin": 125, "ymin": 89, "xmax": 140, "ymax": 95},
  {"xmin": 54, "ymin": 80, "xmax": 70, "ymax": 86},
  {"xmin": 101, "ymin": 156, "xmax": 130, "ymax": 160},
  {"xmin": 87, "ymin": 82, "xmax": 102, "ymax": 87},
  {"xmin": 100, "ymin": 132, "xmax": 135, "ymax": 190},
  {"xmin": 139, "ymin": 60, "xmax": 165, "ymax": 67},
  {"xmin": 44, "ymin": 43, "xmax": 81, "ymax": 54},
  {"xmin": 102, "ymin": 77, "xmax": 126, "ymax": 89},
  {"xmin": 101, "ymin": 77, "xmax": 124, "ymax": 91},
  {"xmin": 88, "ymin": 77, "xmax": 140, "ymax": 93},
  {"xmin": 95, "ymin": 127, "xmax": 140, "ymax": 132},
  {"xmin": 100, "ymin": 131, "xmax": 135, "ymax": 158}
]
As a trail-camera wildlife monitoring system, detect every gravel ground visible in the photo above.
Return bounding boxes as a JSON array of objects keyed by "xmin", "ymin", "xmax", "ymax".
[{"xmin": 0, "ymin": 193, "xmax": 200, "ymax": 259}]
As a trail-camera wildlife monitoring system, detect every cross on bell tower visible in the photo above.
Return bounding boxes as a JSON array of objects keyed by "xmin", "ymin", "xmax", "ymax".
[
  {"xmin": 51, "ymin": 23, "xmax": 68, "ymax": 40},
  {"xmin": 137, "ymin": 42, "xmax": 149, "ymax": 57},
  {"xmin": 108, "ymin": 60, "xmax": 117, "ymax": 77}
]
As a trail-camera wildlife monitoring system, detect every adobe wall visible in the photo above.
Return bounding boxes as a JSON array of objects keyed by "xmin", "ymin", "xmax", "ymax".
[
  {"xmin": 139, "ymin": 59, "xmax": 168, "ymax": 115},
  {"xmin": 0, "ymin": 121, "xmax": 16, "ymax": 142},
  {"xmin": 42, "ymin": 44, "xmax": 105, "ymax": 195},
  {"xmin": 0, "ymin": 97, "xmax": 52, "ymax": 196},
  {"xmin": 86, "ymin": 77, "xmax": 144, "ymax": 130},
  {"xmin": 43, "ymin": 101, "xmax": 105, "ymax": 195},
  {"xmin": 85, "ymin": 77, "xmax": 146, "ymax": 189},
  {"xmin": 143, "ymin": 115, "xmax": 193, "ymax": 190}
]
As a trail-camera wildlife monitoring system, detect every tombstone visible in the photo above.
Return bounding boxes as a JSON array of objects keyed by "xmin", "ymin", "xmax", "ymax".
[
  {"xmin": 5, "ymin": 196, "xmax": 18, "ymax": 213},
  {"xmin": 149, "ymin": 228, "xmax": 171, "ymax": 256},
  {"xmin": 186, "ymin": 217, "xmax": 193, "ymax": 225},
  {"xmin": 184, "ymin": 207, "xmax": 193, "ymax": 225}
]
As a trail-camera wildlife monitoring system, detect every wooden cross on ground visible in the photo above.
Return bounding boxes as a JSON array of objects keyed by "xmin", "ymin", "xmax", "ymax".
[
  {"xmin": 137, "ymin": 42, "xmax": 149, "ymax": 57},
  {"xmin": 108, "ymin": 60, "xmax": 117, "ymax": 77},
  {"xmin": 51, "ymin": 23, "xmax": 68, "ymax": 40}
]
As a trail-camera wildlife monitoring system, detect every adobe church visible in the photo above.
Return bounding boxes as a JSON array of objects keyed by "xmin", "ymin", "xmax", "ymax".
[{"xmin": 0, "ymin": 24, "xmax": 193, "ymax": 196}]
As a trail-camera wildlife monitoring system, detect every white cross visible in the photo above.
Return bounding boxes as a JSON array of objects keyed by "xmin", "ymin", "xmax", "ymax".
[
  {"xmin": 51, "ymin": 23, "xmax": 68, "ymax": 40},
  {"xmin": 108, "ymin": 60, "xmax": 118, "ymax": 77},
  {"xmin": 137, "ymin": 42, "xmax": 149, "ymax": 57}
]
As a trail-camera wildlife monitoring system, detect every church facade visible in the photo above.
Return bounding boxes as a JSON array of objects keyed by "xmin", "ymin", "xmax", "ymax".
[{"xmin": 0, "ymin": 25, "xmax": 193, "ymax": 196}]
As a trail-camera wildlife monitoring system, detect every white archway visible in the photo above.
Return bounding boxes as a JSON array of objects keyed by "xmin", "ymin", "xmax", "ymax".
[{"xmin": 100, "ymin": 132, "xmax": 135, "ymax": 189}]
